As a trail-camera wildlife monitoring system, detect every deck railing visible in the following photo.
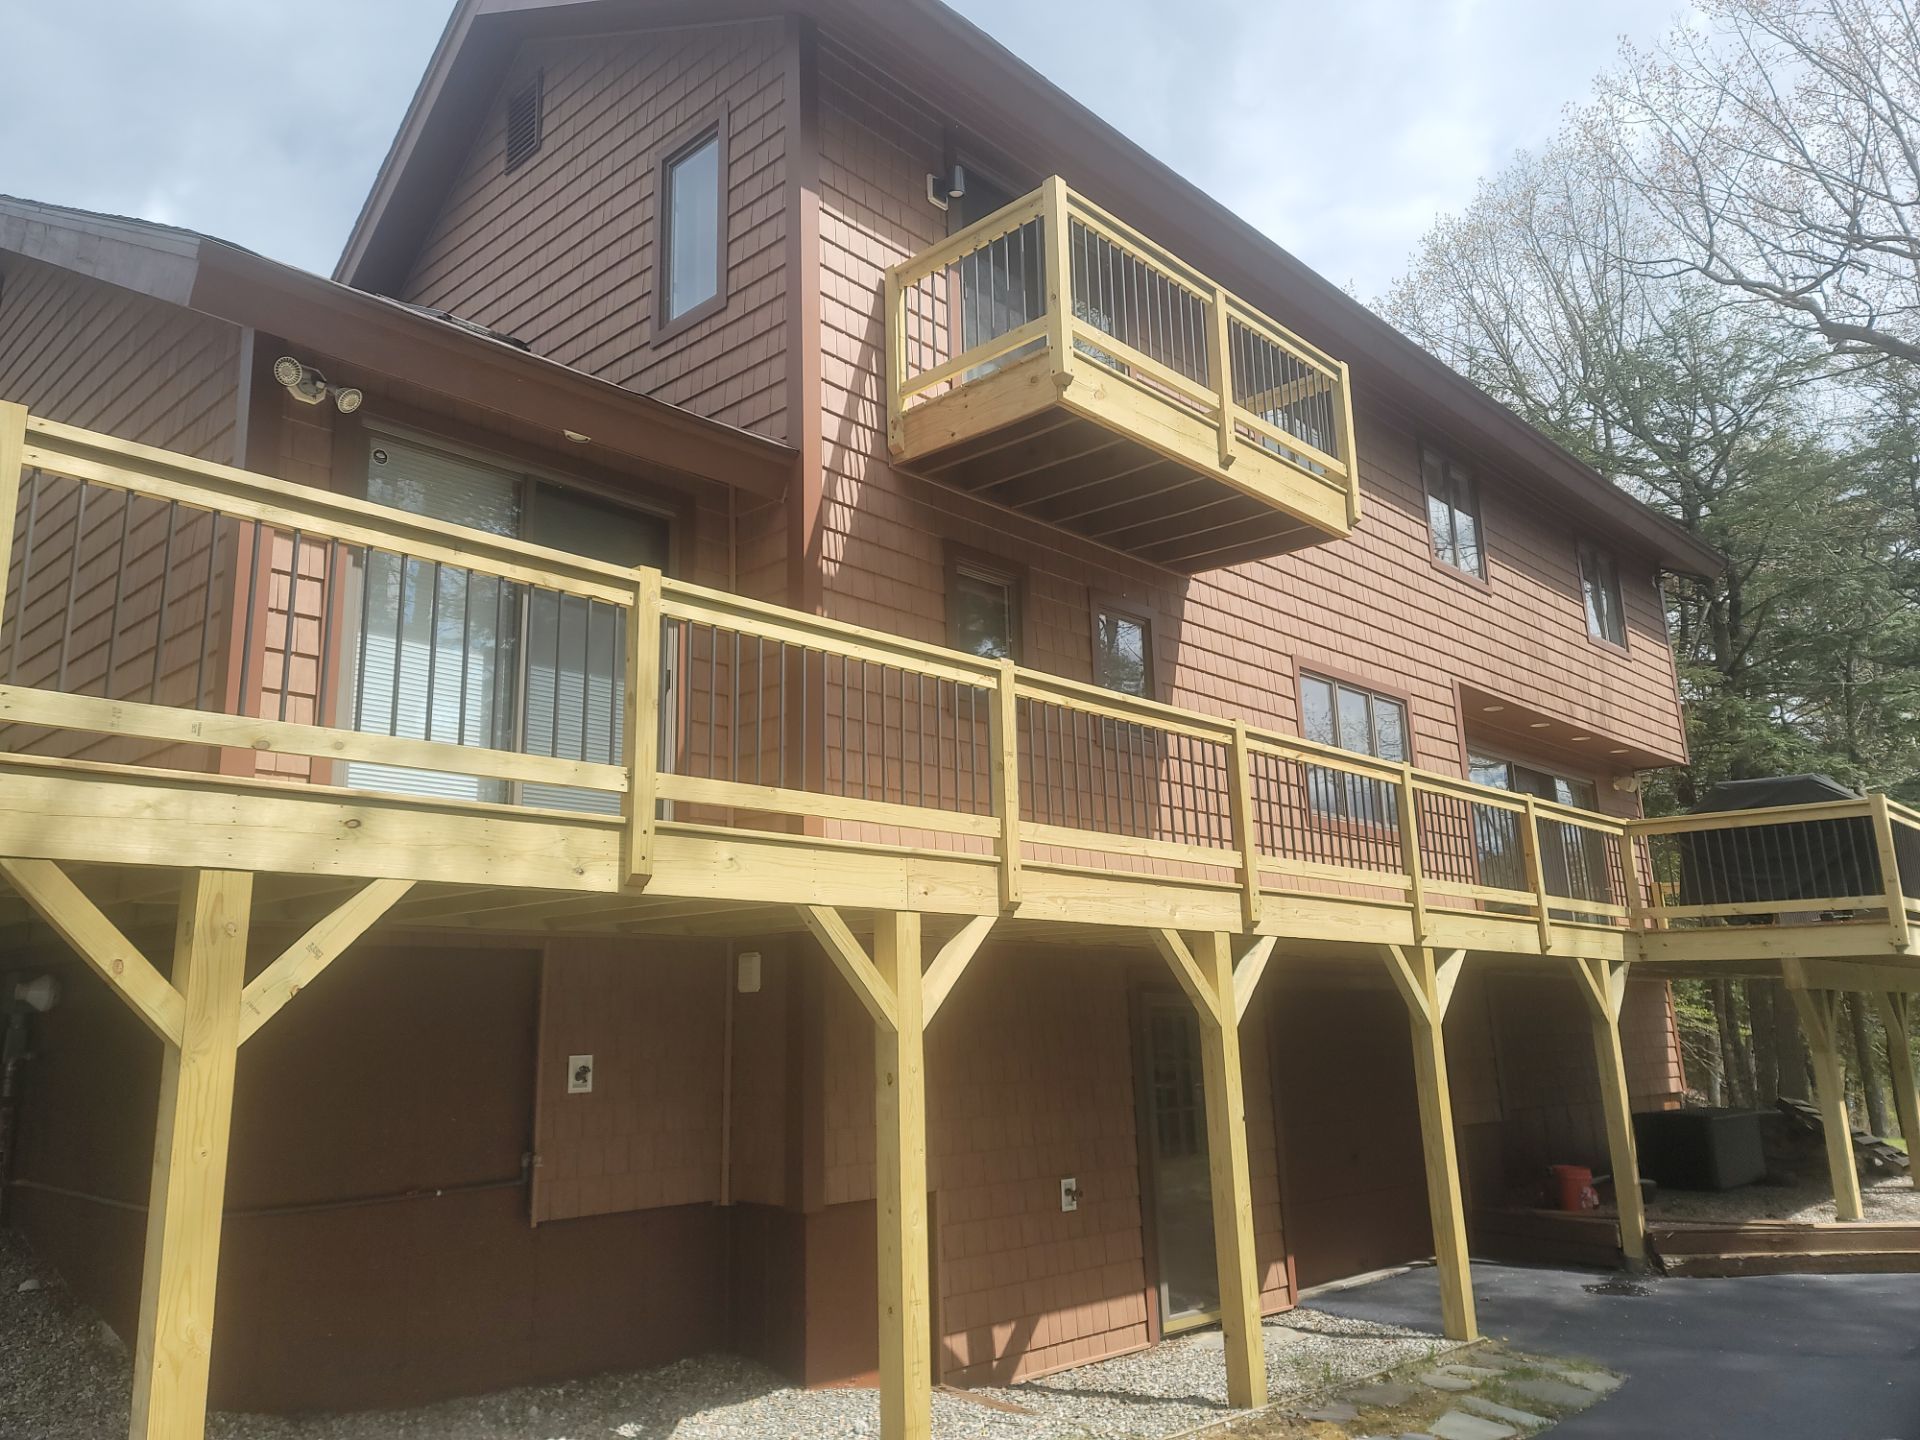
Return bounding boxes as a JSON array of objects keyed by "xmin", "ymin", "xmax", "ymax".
[
  {"xmin": 885, "ymin": 178, "xmax": 1361, "ymax": 526},
  {"xmin": 0, "ymin": 405, "xmax": 1912, "ymax": 949}
]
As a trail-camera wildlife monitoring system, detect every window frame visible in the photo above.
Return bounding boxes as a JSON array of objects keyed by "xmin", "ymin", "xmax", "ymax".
[
  {"xmin": 1089, "ymin": 595, "xmax": 1156, "ymax": 701},
  {"xmin": 943, "ymin": 544, "xmax": 1026, "ymax": 664},
  {"xmin": 1297, "ymin": 668, "xmax": 1411, "ymax": 765},
  {"xmin": 1577, "ymin": 537, "xmax": 1629, "ymax": 652},
  {"xmin": 1296, "ymin": 667, "xmax": 1411, "ymax": 830},
  {"xmin": 653, "ymin": 106, "xmax": 731, "ymax": 344},
  {"xmin": 1420, "ymin": 442, "xmax": 1489, "ymax": 583}
]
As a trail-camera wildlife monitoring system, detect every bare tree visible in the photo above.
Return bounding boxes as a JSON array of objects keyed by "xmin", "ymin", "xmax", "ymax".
[{"xmin": 1601, "ymin": 0, "xmax": 1920, "ymax": 368}]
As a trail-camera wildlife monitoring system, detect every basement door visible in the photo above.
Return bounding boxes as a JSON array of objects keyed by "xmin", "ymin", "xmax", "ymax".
[{"xmin": 1139, "ymin": 994, "xmax": 1219, "ymax": 1330}]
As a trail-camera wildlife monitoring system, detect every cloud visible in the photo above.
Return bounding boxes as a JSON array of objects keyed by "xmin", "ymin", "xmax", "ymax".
[{"xmin": 2, "ymin": 0, "xmax": 1686, "ymax": 298}]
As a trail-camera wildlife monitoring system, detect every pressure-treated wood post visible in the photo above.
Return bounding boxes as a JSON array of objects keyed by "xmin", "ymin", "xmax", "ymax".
[
  {"xmin": 621, "ymin": 567, "xmax": 662, "ymax": 889},
  {"xmin": 1196, "ymin": 932, "xmax": 1266, "ymax": 1408},
  {"xmin": 1785, "ymin": 966, "xmax": 1864, "ymax": 1221},
  {"xmin": 1874, "ymin": 992, "xmax": 1920, "ymax": 1188},
  {"xmin": 989, "ymin": 659, "xmax": 1021, "ymax": 910},
  {"xmin": 1869, "ymin": 794, "xmax": 1912, "ymax": 952},
  {"xmin": 1333, "ymin": 360, "xmax": 1360, "ymax": 528},
  {"xmin": 1397, "ymin": 764, "xmax": 1427, "ymax": 944},
  {"xmin": 130, "ymin": 870, "xmax": 253, "ymax": 1440},
  {"xmin": 1227, "ymin": 722, "xmax": 1262, "ymax": 928},
  {"xmin": 1381, "ymin": 945, "xmax": 1476, "ymax": 1341},
  {"xmin": 873, "ymin": 911, "xmax": 930, "ymax": 1440},
  {"xmin": 1042, "ymin": 176, "xmax": 1075, "ymax": 380},
  {"xmin": 1571, "ymin": 958, "xmax": 1647, "ymax": 1264},
  {"xmin": 0, "ymin": 402, "xmax": 25, "ymax": 648},
  {"xmin": 1153, "ymin": 930, "xmax": 1265, "ymax": 1409},
  {"xmin": 1521, "ymin": 795, "xmax": 1552, "ymax": 952},
  {"xmin": 1208, "ymin": 285, "xmax": 1236, "ymax": 468}
]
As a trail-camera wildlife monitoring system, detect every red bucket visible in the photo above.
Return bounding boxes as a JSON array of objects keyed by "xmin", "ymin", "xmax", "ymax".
[{"xmin": 1550, "ymin": 1164, "xmax": 1596, "ymax": 1211}]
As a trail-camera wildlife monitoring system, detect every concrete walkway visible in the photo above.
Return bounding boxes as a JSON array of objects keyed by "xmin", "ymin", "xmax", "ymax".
[{"xmin": 1311, "ymin": 1261, "xmax": 1920, "ymax": 1439}]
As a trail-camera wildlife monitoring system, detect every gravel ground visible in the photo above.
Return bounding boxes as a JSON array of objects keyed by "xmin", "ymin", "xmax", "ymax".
[
  {"xmin": 0, "ymin": 1231, "xmax": 1448, "ymax": 1440},
  {"xmin": 1600, "ymin": 1173, "xmax": 1920, "ymax": 1225}
]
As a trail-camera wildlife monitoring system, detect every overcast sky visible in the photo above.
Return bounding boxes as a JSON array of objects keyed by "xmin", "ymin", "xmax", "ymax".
[{"xmin": 4, "ymin": 0, "xmax": 1685, "ymax": 300}]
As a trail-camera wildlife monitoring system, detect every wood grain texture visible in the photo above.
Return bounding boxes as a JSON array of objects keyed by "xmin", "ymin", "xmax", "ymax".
[{"xmin": 129, "ymin": 870, "xmax": 252, "ymax": 1440}]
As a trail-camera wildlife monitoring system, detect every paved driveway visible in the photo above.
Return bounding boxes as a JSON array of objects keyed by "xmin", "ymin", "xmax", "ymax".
[{"xmin": 1312, "ymin": 1261, "xmax": 1920, "ymax": 1439}]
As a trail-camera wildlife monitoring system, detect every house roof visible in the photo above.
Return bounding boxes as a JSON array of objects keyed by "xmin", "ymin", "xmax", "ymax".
[
  {"xmin": 0, "ymin": 195, "xmax": 795, "ymax": 499},
  {"xmin": 335, "ymin": 0, "xmax": 1724, "ymax": 580}
]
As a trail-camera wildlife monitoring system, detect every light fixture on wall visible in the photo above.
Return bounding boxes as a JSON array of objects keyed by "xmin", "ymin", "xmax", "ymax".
[
  {"xmin": 273, "ymin": 356, "xmax": 363, "ymax": 414},
  {"xmin": 926, "ymin": 162, "xmax": 967, "ymax": 212}
]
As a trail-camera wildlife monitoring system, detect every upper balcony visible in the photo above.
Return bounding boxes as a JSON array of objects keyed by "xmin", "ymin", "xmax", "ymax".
[{"xmin": 885, "ymin": 179, "xmax": 1360, "ymax": 573}]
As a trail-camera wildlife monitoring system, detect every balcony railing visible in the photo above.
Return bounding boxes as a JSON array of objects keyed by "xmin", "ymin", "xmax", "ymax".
[
  {"xmin": 0, "ymin": 406, "xmax": 1914, "ymax": 957},
  {"xmin": 884, "ymin": 179, "xmax": 1360, "ymax": 572}
]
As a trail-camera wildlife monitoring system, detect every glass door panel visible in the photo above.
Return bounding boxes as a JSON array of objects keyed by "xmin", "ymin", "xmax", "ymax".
[
  {"xmin": 1141, "ymin": 996, "xmax": 1218, "ymax": 1327},
  {"xmin": 344, "ymin": 439, "xmax": 522, "ymax": 801},
  {"xmin": 518, "ymin": 483, "xmax": 670, "ymax": 814}
]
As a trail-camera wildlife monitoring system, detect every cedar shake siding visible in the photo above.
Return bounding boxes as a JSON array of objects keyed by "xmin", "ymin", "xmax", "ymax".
[
  {"xmin": 810, "ymin": 37, "xmax": 1687, "ymax": 786},
  {"xmin": 0, "ymin": 257, "xmax": 243, "ymax": 771},
  {"xmin": 401, "ymin": 21, "xmax": 790, "ymax": 443}
]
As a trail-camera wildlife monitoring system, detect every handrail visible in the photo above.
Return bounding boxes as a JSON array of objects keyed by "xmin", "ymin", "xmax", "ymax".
[
  {"xmin": 884, "ymin": 176, "xmax": 1359, "ymax": 505},
  {"xmin": 2, "ymin": 403, "xmax": 1912, "ymax": 943}
]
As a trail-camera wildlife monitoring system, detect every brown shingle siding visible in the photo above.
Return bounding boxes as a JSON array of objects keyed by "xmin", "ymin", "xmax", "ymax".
[
  {"xmin": 0, "ymin": 258, "xmax": 242, "ymax": 771},
  {"xmin": 402, "ymin": 22, "xmax": 790, "ymax": 443},
  {"xmin": 808, "ymin": 35, "xmax": 1688, "ymax": 779}
]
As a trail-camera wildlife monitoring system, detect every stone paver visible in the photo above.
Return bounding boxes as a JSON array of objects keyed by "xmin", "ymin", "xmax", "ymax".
[
  {"xmin": 1503, "ymin": 1377, "xmax": 1602, "ymax": 1412},
  {"xmin": 1552, "ymin": 1368, "xmax": 1621, "ymax": 1394},
  {"xmin": 1346, "ymin": 1380, "xmax": 1422, "ymax": 1407},
  {"xmin": 1458, "ymin": 1395, "xmax": 1550, "ymax": 1427},
  {"xmin": 1436, "ymin": 1364, "xmax": 1505, "ymax": 1381},
  {"xmin": 1429, "ymin": 1411, "xmax": 1517, "ymax": 1440},
  {"xmin": 1419, "ymin": 1370, "xmax": 1477, "ymax": 1392},
  {"xmin": 1302, "ymin": 1401, "xmax": 1360, "ymax": 1422}
]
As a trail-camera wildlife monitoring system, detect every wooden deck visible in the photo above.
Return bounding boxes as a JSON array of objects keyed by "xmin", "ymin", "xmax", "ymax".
[
  {"xmin": 885, "ymin": 179, "xmax": 1359, "ymax": 572},
  {"xmin": 5, "ymin": 403, "xmax": 1920, "ymax": 1440}
]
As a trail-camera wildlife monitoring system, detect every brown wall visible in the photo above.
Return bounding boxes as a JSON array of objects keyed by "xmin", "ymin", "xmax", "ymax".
[
  {"xmin": 804, "ymin": 940, "xmax": 1290, "ymax": 1387},
  {"xmin": 806, "ymin": 34, "xmax": 1688, "ymax": 802},
  {"xmin": 1267, "ymin": 973, "xmax": 1433, "ymax": 1290},
  {"xmin": 402, "ymin": 21, "xmax": 791, "ymax": 444},
  {"xmin": 0, "ymin": 256, "xmax": 244, "ymax": 771},
  {"xmin": 4, "ymin": 937, "xmax": 739, "ymax": 1413},
  {"xmin": 1450, "ymin": 972, "xmax": 1685, "ymax": 1208}
]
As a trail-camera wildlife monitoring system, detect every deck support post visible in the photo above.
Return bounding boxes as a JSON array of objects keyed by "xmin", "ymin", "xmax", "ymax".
[
  {"xmin": 872, "ymin": 911, "xmax": 930, "ymax": 1440},
  {"xmin": 802, "ymin": 906, "xmax": 930, "ymax": 1440},
  {"xmin": 130, "ymin": 870, "xmax": 253, "ymax": 1440},
  {"xmin": 1784, "ymin": 964, "xmax": 1864, "ymax": 1221},
  {"xmin": 1570, "ymin": 958, "xmax": 1647, "ymax": 1265},
  {"xmin": 1873, "ymin": 992, "xmax": 1920, "ymax": 1188},
  {"xmin": 1380, "ymin": 945, "xmax": 1477, "ymax": 1341},
  {"xmin": 1152, "ymin": 930, "xmax": 1266, "ymax": 1409}
]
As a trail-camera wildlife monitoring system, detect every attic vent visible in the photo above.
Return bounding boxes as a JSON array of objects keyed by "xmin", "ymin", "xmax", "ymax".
[{"xmin": 505, "ymin": 72, "xmax": 543, "ymax": 173}]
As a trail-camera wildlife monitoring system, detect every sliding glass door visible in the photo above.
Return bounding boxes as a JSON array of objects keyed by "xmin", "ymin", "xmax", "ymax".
[{"xmin": 342, "ymin": 434, "xmax": 668, "ymax": 812}]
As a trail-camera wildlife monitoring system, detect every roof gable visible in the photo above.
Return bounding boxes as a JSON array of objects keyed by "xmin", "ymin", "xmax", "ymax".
[{"xmin": 336, "ymin": 0, "xmax": 1724, "ymax": 578}]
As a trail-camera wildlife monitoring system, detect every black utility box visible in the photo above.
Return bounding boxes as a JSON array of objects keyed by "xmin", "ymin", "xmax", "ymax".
[{"xmin": 1632, "ymin": 1107, "xmax": 1766, "ymax": 1191}]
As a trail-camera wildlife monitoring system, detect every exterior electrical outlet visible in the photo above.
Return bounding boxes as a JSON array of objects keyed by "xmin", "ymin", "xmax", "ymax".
[{"xmin": 567, "ymin": 1055, "xmax": 594, "ymax": 1095}]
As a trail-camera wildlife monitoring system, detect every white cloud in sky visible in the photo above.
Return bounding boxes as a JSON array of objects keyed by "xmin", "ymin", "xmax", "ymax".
[{"xmin": 1, "ymin": 0, "xmax": 1688, "ymax": 300}]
